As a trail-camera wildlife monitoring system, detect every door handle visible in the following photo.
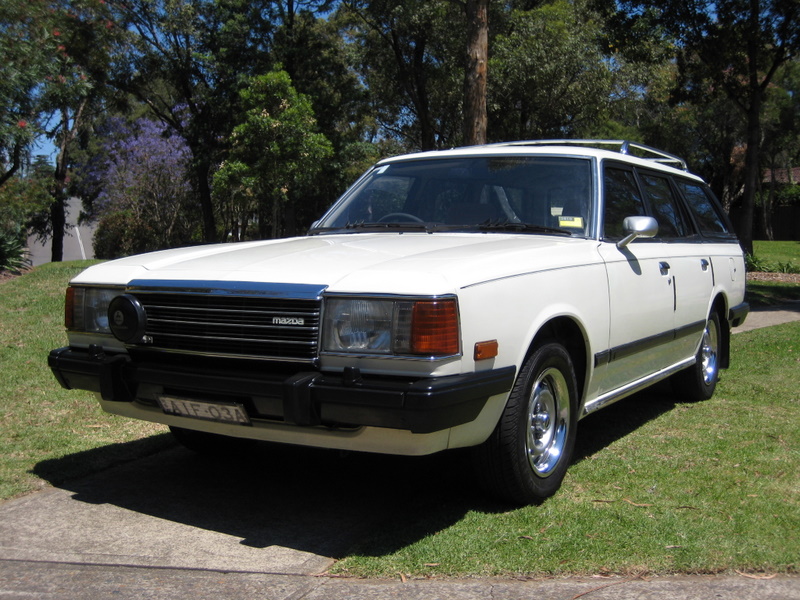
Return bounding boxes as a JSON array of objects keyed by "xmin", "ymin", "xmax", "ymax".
[
  {"xmin": 659, "ymin": 261, "xmax": 671, "ymax": 275},
  {"xmin": 700, "ymin": 258, "xmax": 710, "ymax": 271}
]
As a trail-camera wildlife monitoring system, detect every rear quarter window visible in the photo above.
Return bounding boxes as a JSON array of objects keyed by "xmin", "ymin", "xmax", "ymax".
[{"xmin": 676, "ymin": 180, "xmax": 730, "ymax": 235}]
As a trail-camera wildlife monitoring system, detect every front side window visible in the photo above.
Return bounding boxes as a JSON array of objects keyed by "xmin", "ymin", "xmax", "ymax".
[
  {"xmin": 602, "ymin": 167, "xmax": 645, "ymax": 240},
  {"xmin": 313, "ymin": 156, "xmax": 594, "ymax": 237}
]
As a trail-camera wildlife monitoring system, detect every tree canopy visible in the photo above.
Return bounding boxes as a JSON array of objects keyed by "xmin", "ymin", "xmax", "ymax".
[{"xmin": 1, "ymin": 0, "xmax": 798, "ymax": 262}]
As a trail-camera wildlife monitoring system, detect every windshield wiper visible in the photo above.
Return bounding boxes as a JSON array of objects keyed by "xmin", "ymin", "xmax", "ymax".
[
  {"xmin": 477, "ymin": 220, "xmax": 572, "ymax": 236},
  {"xmin": 344, "ymin": 221, "xmax": 432, "ymax": 231},
  {"xmin": 309, "ymin": 221, "xmax": 574, "ymax": 236}
]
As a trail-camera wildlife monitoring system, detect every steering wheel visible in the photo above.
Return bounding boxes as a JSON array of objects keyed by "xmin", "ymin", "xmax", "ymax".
[{"xmin": 377, "ymin": 212, "xmax": 425, "ymax": 223}]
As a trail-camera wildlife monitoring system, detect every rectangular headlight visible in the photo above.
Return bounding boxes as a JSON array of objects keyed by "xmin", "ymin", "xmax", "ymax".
[
  {"xmin": 323, "ymin": 298, "xmax": 396, "ymax": 354},
  {"xmin": 322, "ymin": 296, "xmax": 460, "ymax": 357},
  {"xmin": 65, "ymin": 286, "xmax": 120, "ymax": 334}
]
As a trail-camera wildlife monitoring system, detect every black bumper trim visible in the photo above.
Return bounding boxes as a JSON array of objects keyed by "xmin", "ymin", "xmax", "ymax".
[{"xmin": 48, "ymin": 347, "xmax": 516, "ymax": 434}]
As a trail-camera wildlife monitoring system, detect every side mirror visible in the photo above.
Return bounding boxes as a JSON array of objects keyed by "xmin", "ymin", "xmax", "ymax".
[{"xmin": 617, "ymin": 216, "xmax": 658, "ymax": 248}]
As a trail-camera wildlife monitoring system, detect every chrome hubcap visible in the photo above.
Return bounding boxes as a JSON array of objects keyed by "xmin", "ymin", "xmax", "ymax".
[
  {"xmin": 700, "ymin": 319, "xmax": 719, "ymax": 385},
  {"xmin": 526, "ymin": 367, "xmax": 570, "ymax": 477}
]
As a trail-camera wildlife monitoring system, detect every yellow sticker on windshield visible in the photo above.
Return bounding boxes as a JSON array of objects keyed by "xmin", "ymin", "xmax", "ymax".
[{"xmin": 558, "ymin": 216, "xmax": 584, "ymax": 228}]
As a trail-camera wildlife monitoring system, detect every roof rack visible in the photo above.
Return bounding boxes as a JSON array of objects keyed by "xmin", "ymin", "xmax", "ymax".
[{"xmin": 491, "ymin": 139, "xmax": 688, "ymax": 171}]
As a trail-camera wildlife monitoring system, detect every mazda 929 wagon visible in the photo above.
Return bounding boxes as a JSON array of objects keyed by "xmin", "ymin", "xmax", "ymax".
[{"xmin": 49, "ymin": 140, "xmax": 749, "ymax": 504}]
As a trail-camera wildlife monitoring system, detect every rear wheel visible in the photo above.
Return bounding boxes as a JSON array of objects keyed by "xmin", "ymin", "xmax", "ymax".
[
  {"xmin": 671, "ymin": 312, "xmax": 722, "ymax": 401},
  {"xmin": 473, "ymin": 342, "xmax": 578, "ymax": 505}
]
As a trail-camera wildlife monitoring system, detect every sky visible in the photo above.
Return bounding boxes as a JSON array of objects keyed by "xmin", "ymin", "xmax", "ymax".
[{"xmin": 33, "ymin": 136, "xmax": 58, "ymax": 165}]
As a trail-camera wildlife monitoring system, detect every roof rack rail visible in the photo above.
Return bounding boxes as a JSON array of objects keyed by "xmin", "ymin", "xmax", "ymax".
[{"xmin": 491, "ymin": 139, "xmax": 688, "ymax": 171}]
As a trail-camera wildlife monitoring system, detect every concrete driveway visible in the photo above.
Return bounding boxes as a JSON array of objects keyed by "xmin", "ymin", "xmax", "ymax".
[{"xmin": 0, "ymin": 442, "xmax": 474, "ymax": 575}]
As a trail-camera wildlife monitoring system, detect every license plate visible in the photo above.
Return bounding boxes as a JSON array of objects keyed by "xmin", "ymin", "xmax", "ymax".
[{"xmin": 157, "ymin": 396, "xmax": 250, "ymax": 425}]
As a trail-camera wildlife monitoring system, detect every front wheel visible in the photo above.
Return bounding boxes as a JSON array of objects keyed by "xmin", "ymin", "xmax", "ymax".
[
  {"xmin": 473, "ymin": 342, "xmax": 579, "ymax": 505},
  {"xmin": 671, "ymin": 311, "xmax": 722, "ymax": 401}
]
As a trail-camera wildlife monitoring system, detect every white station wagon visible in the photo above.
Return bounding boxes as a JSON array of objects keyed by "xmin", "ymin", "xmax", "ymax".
[{"xmin": 50, "ymin": 140, "xmax": 749, "ymax": 504}]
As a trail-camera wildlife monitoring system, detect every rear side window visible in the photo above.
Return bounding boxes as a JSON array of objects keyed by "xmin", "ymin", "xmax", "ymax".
[
  {"xmin": 676, "ymin": 180, "xmax": 729, "ymax": 235},
  {"xmin": 603, "ymin": 167, "xmax": 645, "ymax": 239}
]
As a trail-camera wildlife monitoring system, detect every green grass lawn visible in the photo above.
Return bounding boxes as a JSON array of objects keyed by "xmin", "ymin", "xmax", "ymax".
[
  {"xmin": 1, "ymin": 257, "xmax": 797, "ymax": 577},
  {"xmin": 0, "ymin": 261, "xmax": 170, "ymax": 500},
  {"xmin": 331, "ymin": 321, "xmax": 799, "ymax": 578},
  {"xmin": 753, "ymin": 240, "xmax": 800, "ymax": 267},
  {"xmin": 751, "ymin": 240, "xmax": 800, "ymax": 273},
  {"xmin": 746, "ymin": 239, "xmax": 800, "ymax": 306}
]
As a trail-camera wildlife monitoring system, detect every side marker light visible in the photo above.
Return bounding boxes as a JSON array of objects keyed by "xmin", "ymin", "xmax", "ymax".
[{"xmin": 474, "ymin": 340, "xmax": 498, "ymax": 361}]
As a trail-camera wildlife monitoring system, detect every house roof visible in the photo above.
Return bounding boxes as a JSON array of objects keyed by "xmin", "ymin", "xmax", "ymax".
[{"xmin": 764, "ymin": 167, "xmax": 800, "ymax": 184}]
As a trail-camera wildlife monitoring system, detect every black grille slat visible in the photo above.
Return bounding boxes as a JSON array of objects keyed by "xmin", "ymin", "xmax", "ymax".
[
  {"xmin": 146, "ymin": 305, "xmax": 318, "ymax": 324},
  {"xmin": 131, "ymin": 290, "xmax": 321, "ymax": 362},
  {"xmin": 147, "ymin": 317, "xmax": 319, "ymax": 334}
]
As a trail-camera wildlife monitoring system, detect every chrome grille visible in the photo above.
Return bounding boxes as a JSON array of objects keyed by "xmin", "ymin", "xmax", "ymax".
[{"xmin": 131, "ymin": 289, "xmax": 321, "ymax": 362}]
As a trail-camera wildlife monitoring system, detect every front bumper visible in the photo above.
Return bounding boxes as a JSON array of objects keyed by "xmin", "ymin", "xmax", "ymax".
[{"xmin": 49, "ymin": 347, "xmax": 515, "ymax": 435}]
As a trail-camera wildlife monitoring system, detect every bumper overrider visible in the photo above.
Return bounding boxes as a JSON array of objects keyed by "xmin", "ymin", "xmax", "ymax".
[{"xmin": 49, "ymin": 346, "xmax": 516, "ymax": 434}]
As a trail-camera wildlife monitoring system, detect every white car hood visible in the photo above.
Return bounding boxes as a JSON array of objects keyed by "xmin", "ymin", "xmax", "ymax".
[{"xmin": 73, "ymin": 233, "xmax": 597, "ymax": 294}]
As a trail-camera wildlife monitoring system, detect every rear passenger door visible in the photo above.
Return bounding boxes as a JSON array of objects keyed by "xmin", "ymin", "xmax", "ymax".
[{"xmin": 637, "ymin": 172, "xmax": 714, "ymax": 360}]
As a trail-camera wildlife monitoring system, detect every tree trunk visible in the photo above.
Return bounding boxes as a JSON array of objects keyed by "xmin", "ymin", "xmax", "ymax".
[
  {"xmin": 0, "ymin": 142, "xmax": 22, "ymax": 188},
  {"xmin": 463, "ymin": 0, "xmax": 488, "ymax": 146},
  {"xmin": 271, "ymin": 195, "xmax": 279, "ymax": 239},
  {"xmin": 738, "ymin": 101, "xmax": 759, "ymax": 257},
  {"xmin": 49, "ymin": 194, "xmax": 66, "ymax": 263},
  {"xmin": 194, "ymin": 161, "xmax": 217, "ymax": 243},
  {"xmin": 411, "ymin": 39, "xmax": 436, "ymax": 150},
  {"xmin": 50, "ymin": 103, "xmax": 85, "ymax": 263},
  {"xmin": 764, "ymin": 166, "xmax": 775, "ymax": 241}
]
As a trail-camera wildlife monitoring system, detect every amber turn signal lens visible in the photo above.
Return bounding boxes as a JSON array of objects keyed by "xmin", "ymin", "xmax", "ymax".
[
  {"xmin": 410, "ymin": 299, "xmax": 459, "ymax": 355},
  {"xmin": 64, "ymin": 287, "xmax": 75, "ymax": 329},
  {"xmin": 474, "ymin": 340, "xmax": 499, "ymax": 361}
]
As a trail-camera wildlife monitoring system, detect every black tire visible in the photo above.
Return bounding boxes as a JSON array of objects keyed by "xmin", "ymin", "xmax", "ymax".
[
  {"xmin": 169, "ymin": 426, "xmax": 254, "ymax": 456},
  {"xmin": 473, "ymin": 342, "xmax": 579, "ymax": 505},
  {"xmin": 671, "ymin": 311, "xmax": 722, "ymax": 401}
]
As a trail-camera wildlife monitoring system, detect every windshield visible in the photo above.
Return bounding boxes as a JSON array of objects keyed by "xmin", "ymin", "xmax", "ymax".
[{"xmin": 312, "ymin": 156, "xmax": 594, "ymax": 237}]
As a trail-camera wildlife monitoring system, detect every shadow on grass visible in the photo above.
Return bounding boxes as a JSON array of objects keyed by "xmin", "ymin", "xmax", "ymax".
[
  {"xmin": 31, "ymin": 385, "xmax": 681, "ymax": 561},
  {"xmin": 31, "ymin": 433, "xmax": 176, "ymax": 488},
  {"xmin": 746, "ymin": 281, "xmax": 800, "ymax": 308},
  {"xmin": 573, "ymin": 380, "xmax": 679, "ymax": 464}
]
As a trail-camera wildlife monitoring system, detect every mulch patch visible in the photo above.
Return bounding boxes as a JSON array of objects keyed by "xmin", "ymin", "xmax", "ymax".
[{"xmin": 747, "ymin": 272, "xmax": 800, "ymax": 284}]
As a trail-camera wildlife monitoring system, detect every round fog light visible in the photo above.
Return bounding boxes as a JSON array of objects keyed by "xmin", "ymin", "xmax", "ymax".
[{"xmin": 108, "ymin": 294, "xmax": 147, "ymax": 344}]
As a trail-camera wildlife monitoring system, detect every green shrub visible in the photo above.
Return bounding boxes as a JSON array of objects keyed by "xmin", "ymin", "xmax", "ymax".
[
  {"xmin": 746, "ymin": 253, "xmax": 800, "ymax": 274},
  {"xmin": 775, "ymin": 261, "xmax": 800, "ymax": 274},
  {"xmin": 0, "ymin": 220, "xmax": 29, "ymax": 273},
  {"xmin": 745, "ymin": 253, "xmax": 771, "ymax": 272},
  {"xmin": 93, "ymin": 210, "xmax": 160, "ymax": 259}
]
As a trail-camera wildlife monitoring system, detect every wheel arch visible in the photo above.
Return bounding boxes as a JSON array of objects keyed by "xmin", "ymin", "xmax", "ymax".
[
  {"xmin": 526, "ymin": 316, "xmax": 588, "ymax": 405},
  {"xmin": 710, "ymin": 293, "xmax": 731, "ymax": 369}
]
